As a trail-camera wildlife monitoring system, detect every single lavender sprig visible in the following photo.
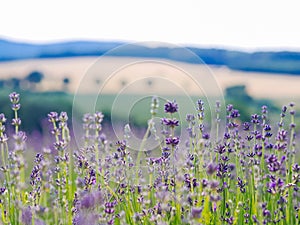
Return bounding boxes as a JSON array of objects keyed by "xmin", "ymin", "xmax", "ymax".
[
  {"xmin": 161, "ymin": 99, "xmax": 180, "ymax": 220},
  {"xmin": 0, "ymin": 113, "xmax": 8, "ymax": 169},
  {"xmin": 94, "ymin": 111, "xmax": 104, "ymax": 187},
  {"xmin": 215, "ymin": 100, "xmax": 221, "ymax": 144},
  {"xmin": 8, "ymin": 92, "xmax": 28, "ymax": 224},
  {"xmin": 48, "ymin": 111, "xmax": 73, "ymax": 225},
  {"xmin": 0, "ymin": 113, "xmax": 12, "ymax": 224},
  {"xmin": 287, "ymin": 102, "xmax": 296, "ymax": 224},
  {"xmin": 9, "ymin": 92, "xmax": 20, "ymax": 134},
  {"xmin": 134, "ymin": 96, "xmax": 159, "ymax": 187},
  {"xmin": 9, "ymin": 92, "xmax": 26, "ymax": 185}
]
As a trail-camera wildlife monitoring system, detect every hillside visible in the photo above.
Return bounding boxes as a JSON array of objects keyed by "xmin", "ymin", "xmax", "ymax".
[{"xmin": 1, "ymin": 39, "xmax": 300, "ymax": 75}]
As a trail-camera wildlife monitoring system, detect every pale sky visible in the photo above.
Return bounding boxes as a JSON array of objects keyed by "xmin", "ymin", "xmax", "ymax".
[{"xmin": 1, "ymin": 0, "xmax": 300, "ymax": 51}]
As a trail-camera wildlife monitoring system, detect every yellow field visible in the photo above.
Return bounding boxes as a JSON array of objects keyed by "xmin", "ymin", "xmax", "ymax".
[{"xmin": 0, "ymin": 57, "xmax": 300, "ymax": 100}]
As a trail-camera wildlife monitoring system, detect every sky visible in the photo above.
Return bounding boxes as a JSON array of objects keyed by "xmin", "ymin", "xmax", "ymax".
[{"xmin": 1, "ymin": 0, "xmax": 300, "ymax": 51}]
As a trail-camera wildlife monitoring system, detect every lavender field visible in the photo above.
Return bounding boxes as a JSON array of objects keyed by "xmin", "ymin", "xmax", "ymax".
[{"xmin": 0, "ymin": 92, "xmax": 299, "ymax": 225}]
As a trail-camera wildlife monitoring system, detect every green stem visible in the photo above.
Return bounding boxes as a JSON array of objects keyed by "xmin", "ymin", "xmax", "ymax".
[{"xmin": 135, "ymin": 118, "xmax": 153, "ymax": 185}]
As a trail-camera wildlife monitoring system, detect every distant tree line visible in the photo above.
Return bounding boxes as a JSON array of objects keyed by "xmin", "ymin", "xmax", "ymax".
[{"xmin": 0, "ymin": 71, "xmax": 71, "ymax": 91}]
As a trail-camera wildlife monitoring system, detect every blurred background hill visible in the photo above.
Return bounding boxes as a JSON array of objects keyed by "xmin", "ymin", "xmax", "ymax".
[
  {"xmin": 2, "ymin": 38, "xmax": 300, "ymax": 75},
  {"xmin": 1, "ymin": 39, "xmax": 300, "ymax": 133}
]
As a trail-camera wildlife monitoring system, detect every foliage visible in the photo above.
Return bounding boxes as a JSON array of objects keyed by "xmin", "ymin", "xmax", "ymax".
[{"xmin": 25, "ymin": 71, "xmax": 44, "ymax": 84}]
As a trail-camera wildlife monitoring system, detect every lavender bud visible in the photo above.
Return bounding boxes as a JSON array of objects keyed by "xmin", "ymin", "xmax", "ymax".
[
  {"xmin": 263, "ymin": 209, "xmax": 271, "ymax": 217},
  {"xmin": 292, "ymin": 163, "xmax": 300, "ymax": 172},
  {"xmin": 210, "ymin": 180, "xmax": 219, "ymax": 189},
  {"xmin": 80, "ymin": 193, "xmax": 96, "ymax": 209},
  {"xmin": 202, "ymin": 179, "xmax": 208, "ymax": 188},
  {"xmin": 0, "ymin": 113, "xmax": 6, "ymax": 123},
  {"xmin": 216, "ymin": 100, "xmax": 221, "ymax": 109},
  {"xmin": 13, "ymin": 131, "xmax": 27, "ymax": 145},
  {"xmin": 206, "ymin": 163, "xmax": 218, "ymax": 175},
  {"xmin": 226, "ymin": 104, "xmax": 233, "ymax": 112},
  {"xmin": 0, "ymin": 125, "xmax": 5, "ymax": 133},
  {"xmin": 59, "ymin": 112, "xmax": 68, "ymax": 122},
  {"xmin": 197, "ymin": 100, "xmax": 205, "ymax": 112},
  {"xmin": 12, "ymin": 103, "xmax": 21, "ymax": 111},
  {"xmin": 264, "ymin": 124, "xmax": 271, "ymax": 131},
  {"xmin": 261, "ymin": 105, "xmax": 268, "ymax": 114},
  {"xmin": 161, "ymin": 118, "xmax": 179, "ymax": 128},
  {"xmin": 0, "ymin": 187, "xmax": 6, "ymax": 195},
  {"xmin": 191, "ymin": 207, "xmax": 203, "ymax": 219},
  {"xmin": 94, "ymin": 112, "xmax": 104, "ymax": 124},
  {"xmin": 0, "ymin": 134, "xmax": 8, "ymax": 143},
  {"xmin": 282, "ymin": 106, "xmax": 287, "ymax": 113},
  {"xmin": 229, "ymin": 109, "xmax": 240, "ymax": 118},
  {"xmin": 12, "ymin": 118, "xmax": 21, "ymax": 126},
  {"xmin": 215, "ymin": 144, "xmax": 226, "ymax": 154},
  {"xmin": 164, "ymin": 100, "xmax": 178, "ymax": 114},
  {"xmin": 48, "ymin": 112, "xmax": 58, "ymax": 122},
  {"xmin": 251, "ymin": 114, "xmax": 260, "ymax": 125},
  {"xmin": 21, "ymin": 208, "xmax": 32, "ymax": 225},
  {"xmin": 9, "ymin": 92, "xmax": 20, "ymax": 104},
  {"xmin": 165, "ymin": 136, "xmax": 179, "ymax": 147},
  {"xmin": 150, "ymin": 96, "xmax": 159, "ymax": 116},
  {"xmin": 252, "ymin": 215, "xmax": 259, "ymax": 223},
  {"xmin": 243, "ymin": 122, "xmax": 251, "ymax": 131},
  {"xmin": 54, "ymin": 141, "xmax": 67, "ymax": 151},
  {"xmin": 186, "ymin": 114, "xmax": 195, "ymax": 123},
  {"xmin": 202, "ymin": 133, "xmax": 210, "ymax": 140}
]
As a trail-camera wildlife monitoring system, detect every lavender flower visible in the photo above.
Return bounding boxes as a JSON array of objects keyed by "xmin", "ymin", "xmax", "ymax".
[
  {"xmin": 161, "ymin": 118, "xmax": 179, "ymax": 128},
  {"xmin": 48, "ymin": 112, "xmax": 58, "ymax": 122},
  {"xmin": 165, "ymin": 136, "xmax": 179, "ymax": 146},
  {"xmin": 206, "ymin": 162, "xmax": 218, "ymax": 175},
  {"xmin": 191, "ymin": 207, "xmax": 203, "ymax": 219},
  {"xmin": 0, "ymin": 134, "xmax": 8, "ymax": 143},
  {"xmin": 0, "ymin": 113, "xmax": 6, "ymax": 124},
  {"xmin": 226, "ymin": 104, "xmax": 233, "ymax": 112},
  {"xmin": 21, "ymin": 207, "xmax": 32, "ymax": 225},
  {"xmin": 243, "ymin": 122, "xmax": 251, "ymax": 131},
  {"xmin": 164, "ymin": 100, "xmax": 178, "ymax": 114},
  {"xmin": 229, "ymin": 109, "xmax": 240, "ymax": 118},
  {"xmin": 251, "ymin": 114, "xmax": 260, "ymax": 125},
  {"xmin": 150, "ymin": 96, "xmax": 159, "ymax": 116},
  {"xmin": 215, "ymin": 144, "xmax": 226, "ymax": 154},
  {"xmin": 9, "ymin": 92, "xmax": 20, "ymax": 104},
  {"xmin": 1, "ymin": 92, "xmax": 300, "ymax": 225},
  {"xmin": 11, "ymin": 118, "xmax": 21, "ymax": 126},
  {"xmin": 59, "ymin": 111, "xmax": 68, "ymax": 122}
]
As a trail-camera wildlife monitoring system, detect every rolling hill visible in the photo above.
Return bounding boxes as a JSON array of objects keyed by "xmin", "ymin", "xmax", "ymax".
[{"xmin": 1, "ymin": 39, "xmax": 300, "ymax": 75}]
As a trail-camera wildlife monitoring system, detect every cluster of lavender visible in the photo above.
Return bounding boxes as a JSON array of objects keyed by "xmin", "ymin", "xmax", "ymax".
[{"xmin": 0, "ymin": 92, "xmax": 299, "ymax": 225}]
